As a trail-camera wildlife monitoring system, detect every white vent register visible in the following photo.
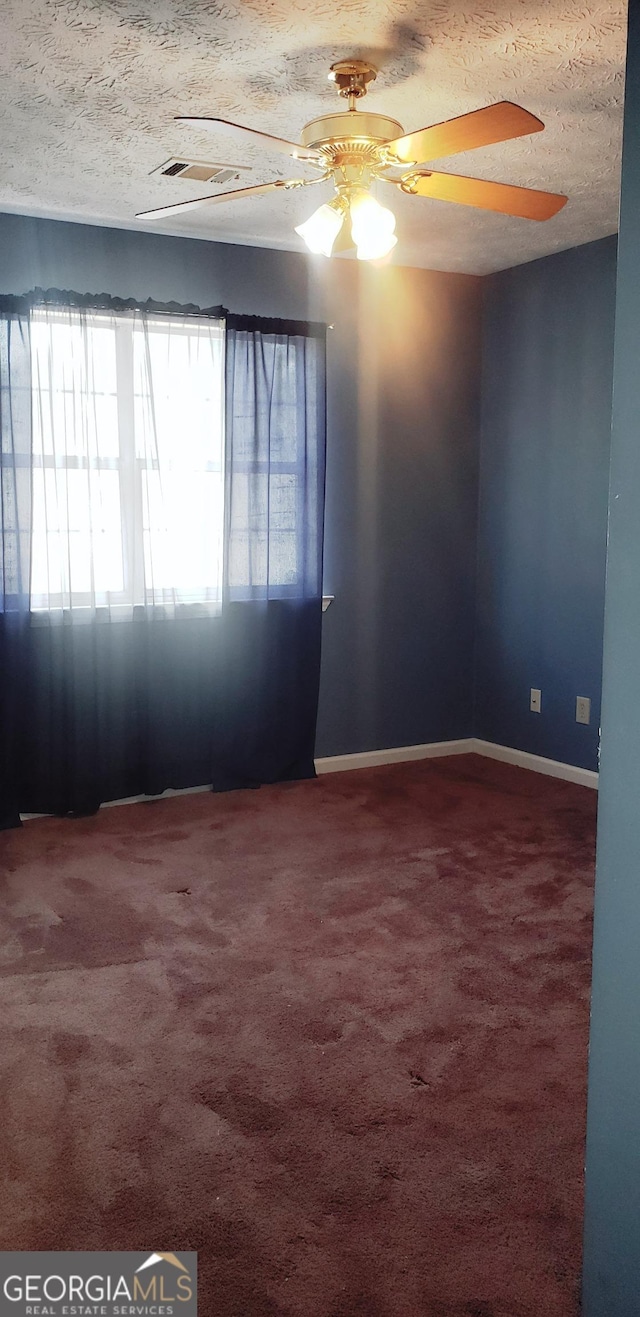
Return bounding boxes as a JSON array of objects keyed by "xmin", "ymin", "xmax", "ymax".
[{"xmin": 151, "ymin": 158, "xmax": 250, "ymax": 185}]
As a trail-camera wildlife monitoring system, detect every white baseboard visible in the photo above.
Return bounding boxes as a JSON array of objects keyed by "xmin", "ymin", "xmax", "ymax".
[
  {"xmin": 100, "ymin": 783, "xmax": 213, "ymax": 809},
  {"xmin": 20, "ymin": 782, "xmax": 213, "ymax": 820},
  {"xmin": 315, "ymin": 736, "xmax": 599, "ymax": 789},
  {"xmin": 469, "ymin": 738, "xmax": 598, "ymax": 789},
  {"xmin": 314, "ymin": 738, "xmax": 475, "ymax": 774},
  {"xmin": 21, "ymin": 737, "xmax": 597, "ymax": 821}
]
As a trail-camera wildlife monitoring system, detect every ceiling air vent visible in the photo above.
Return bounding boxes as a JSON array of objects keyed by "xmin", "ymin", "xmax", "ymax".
[
  {"xmin": 162, "ymin": 160, "xmax": 190, "ymax": 177},
  {"xmin": 151, "ymin": 158, "xmax": 250, "ymax": 185}
]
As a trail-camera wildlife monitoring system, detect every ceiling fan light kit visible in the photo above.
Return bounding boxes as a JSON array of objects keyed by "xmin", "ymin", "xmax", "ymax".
[
  {"xmin": 137, "ymin": 58, "xmax": 567, "ymax": 263},
  {"xmin": 295, "ymin": 199, "xmax": 346, "ymax": 257},
  {"xmin": 294, "ymin": 186, "xmax": 398, "ymax": 262}
]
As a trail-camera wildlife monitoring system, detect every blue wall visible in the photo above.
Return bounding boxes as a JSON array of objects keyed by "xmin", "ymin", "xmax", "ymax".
[
  {"xmin": 583, "ymin": 3, "xmax": 640, "ymax": 1311},
  {"xmin": 0, "ymin": 212, "xmax": 482, "ymax": 759},
  {"xmin": 474, "ymin": 236, "xmax": 617, "ymax": 771},
  {"xmin": 0, "ymin": 213, "xmax": 618, "ymax": 773}
]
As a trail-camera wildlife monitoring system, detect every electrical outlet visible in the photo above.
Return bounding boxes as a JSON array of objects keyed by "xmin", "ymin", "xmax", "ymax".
[
  {"xmin": 576, "ymin": 696, "xmax": 591, "ymax": 725},
  {"xmin": 530, "ymin": 687, "xmax": 541, "ymax": 713}
]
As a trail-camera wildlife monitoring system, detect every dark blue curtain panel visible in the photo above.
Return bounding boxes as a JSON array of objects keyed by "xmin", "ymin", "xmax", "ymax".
[{"xmin": 0, "ymin": 293, "xmax": 326, "ymax": 824}]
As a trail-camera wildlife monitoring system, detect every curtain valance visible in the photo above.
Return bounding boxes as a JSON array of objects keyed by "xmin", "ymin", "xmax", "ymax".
[
  {"xmin": 226, "ymin": 312, "xmax": 327, "ymax": 338},
  {"xmin": 0, "ymin": 289, "xmax": 227, "ymax": 320},
  {"xmin": 0, "ymin": 291, "xmax": 328, "ymax": 339}
]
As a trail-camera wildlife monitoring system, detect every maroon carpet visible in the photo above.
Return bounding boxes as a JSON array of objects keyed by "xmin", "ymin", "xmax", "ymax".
[{"xmin": 0, "ymin": 754, "xmax": 596, "ymax": 1316}]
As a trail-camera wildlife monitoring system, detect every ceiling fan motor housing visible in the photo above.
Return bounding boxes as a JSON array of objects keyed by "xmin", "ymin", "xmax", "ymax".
[{"xmin": 300, "ymin": 111, "xmax": 404, "ymax": 153}]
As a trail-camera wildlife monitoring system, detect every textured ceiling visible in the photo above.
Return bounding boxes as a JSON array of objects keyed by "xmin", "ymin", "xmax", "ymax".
[{"xmin": 0, "ymin": 0, "xmax": 627, "ymax": 274}]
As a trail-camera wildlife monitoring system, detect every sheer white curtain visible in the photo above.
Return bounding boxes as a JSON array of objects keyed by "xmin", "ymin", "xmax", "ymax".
[{"xmin": 29, "ymin": 304, "xmax": 225, "ymax": 619}]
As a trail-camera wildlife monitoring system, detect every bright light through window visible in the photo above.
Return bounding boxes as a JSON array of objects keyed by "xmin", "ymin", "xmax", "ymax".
[{"xmin": 29, "ymin": 308, "xmax": 225, "ymax": 614}]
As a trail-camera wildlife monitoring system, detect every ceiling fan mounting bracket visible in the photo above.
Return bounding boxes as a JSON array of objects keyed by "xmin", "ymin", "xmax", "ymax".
[
  {"xmin": 278, "ymin": 178, "xmax": 306, "ymax": 190},
  {"xmin": 329, "ymin": 60, "xmax": 377, "ymax": 107},
  {"xmin": 378, "ymin": 146, "xmax": 417, "ymax": 171},
  {"xmin": 399, "ymin": 171, "xmax": 432, "ymax": 194}
]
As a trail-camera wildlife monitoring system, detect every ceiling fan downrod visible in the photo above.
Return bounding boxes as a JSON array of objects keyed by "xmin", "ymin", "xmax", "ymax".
[{"xmin": 328, "ymin": 59, "xmax": 377, "ymax": 112}]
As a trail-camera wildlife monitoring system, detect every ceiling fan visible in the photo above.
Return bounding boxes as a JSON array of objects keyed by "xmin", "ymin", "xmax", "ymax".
[{"xmin": 136, "ymin": 59, "xmax": 568, "ymax": 261}]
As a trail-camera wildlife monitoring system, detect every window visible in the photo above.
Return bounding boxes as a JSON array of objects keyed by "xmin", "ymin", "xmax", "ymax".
[{"xmin": 29, "ymin": 307, "xmax": 225, "ymax": 614}]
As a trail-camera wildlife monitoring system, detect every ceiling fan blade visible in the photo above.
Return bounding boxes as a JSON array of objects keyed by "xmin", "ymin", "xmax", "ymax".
[
  {"xmin": 386, "ymin": 101, "xmax": 544, "ymax": 166},
  {"xmin": 136, "ymin": 178, "xmax": 305, "ymax": 221},
  {"xmin": 175, "ymin": 116, "xmax": 323, "ymax": 163},
  {"xmin": 402, "ymin": 170, "xmax": 567, "ymax": 220}
]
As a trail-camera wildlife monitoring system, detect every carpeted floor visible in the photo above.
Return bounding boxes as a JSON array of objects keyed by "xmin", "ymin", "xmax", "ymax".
[{"xmin": 0, "ymin": 753, "xmax": 596, "ymax": 1317}]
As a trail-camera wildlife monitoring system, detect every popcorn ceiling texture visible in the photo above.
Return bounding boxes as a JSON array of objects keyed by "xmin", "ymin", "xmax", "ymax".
[{"xmin": 0, "ymin": 0, "xmax": 627, "ymax": 273}]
